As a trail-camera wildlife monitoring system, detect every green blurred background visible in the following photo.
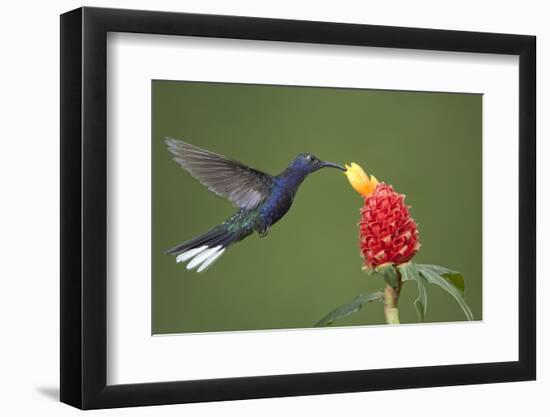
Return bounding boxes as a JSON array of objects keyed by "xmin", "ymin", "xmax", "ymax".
[{"xmin": 152, "ymin": 80, "xmax": 482, "ymax": 334}]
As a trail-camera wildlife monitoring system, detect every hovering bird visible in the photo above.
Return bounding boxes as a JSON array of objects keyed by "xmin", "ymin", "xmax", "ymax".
[{"xmin": 165, "ymin": 138, "xmax": 345, "ymax": 272}]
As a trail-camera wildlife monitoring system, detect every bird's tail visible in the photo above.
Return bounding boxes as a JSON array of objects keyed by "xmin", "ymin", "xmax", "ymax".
[{"xmin": 166, "ymin": 221, "xmax": 252, "ymax": 273}]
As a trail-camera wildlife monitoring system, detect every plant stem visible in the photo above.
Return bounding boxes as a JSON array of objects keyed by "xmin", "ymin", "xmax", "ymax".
[{"xmin": 383, "ymin": 282, "xmax": 402, "ymax": 325}]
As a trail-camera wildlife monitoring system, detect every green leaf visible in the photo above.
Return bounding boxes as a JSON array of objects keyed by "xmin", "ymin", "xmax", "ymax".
[
  {"xmin": 418, "ymin": 264, "xmax": 465, "ymax": 297},
  {"xmin": 314, "ymin": 292, "xmax": 383, "ymax": 327},
  {"xmin": 413, "ymin": 276, "xmax": 428, "ymax": 322},
  {"xmin": 417, "ymin": 264, "xmax": 474, "ymax": 321},
  {"xmin": 397, "ymin": 261, "xmax": 419, "ymax": 282},
  {"xmin": 397, "ymin": 262, "xmax": 428, "ymax": 322},
  {"xmin": 376, "ymin": 263, "xmax": 399, "ymax": 289}
]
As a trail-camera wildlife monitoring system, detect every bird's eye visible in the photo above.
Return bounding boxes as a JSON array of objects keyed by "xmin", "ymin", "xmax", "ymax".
[{"xmin": 306, "ymin": 155, "xmax": 312, "ymax": 161}]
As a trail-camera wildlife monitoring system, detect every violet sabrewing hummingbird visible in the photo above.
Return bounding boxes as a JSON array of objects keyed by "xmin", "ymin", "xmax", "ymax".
[{"xmin": 165, "ymin": 138, "xmax": 345, "ymax": 272}]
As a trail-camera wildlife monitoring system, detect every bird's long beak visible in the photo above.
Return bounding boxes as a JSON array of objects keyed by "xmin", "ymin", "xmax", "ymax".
[{"xmin": 320, "ymin": 161, "xmax": 346, "ymax": 171}]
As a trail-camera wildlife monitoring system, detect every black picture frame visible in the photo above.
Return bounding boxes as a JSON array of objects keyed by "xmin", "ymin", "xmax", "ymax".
[{"xmin": 60, "ymin": 6, "xmax": 536, "ymax": 410}]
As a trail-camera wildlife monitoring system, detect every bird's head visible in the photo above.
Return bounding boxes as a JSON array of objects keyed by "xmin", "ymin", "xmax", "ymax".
[{"xmin": 290, "ymin": 153, "xmax": 346, "ymax": 174}]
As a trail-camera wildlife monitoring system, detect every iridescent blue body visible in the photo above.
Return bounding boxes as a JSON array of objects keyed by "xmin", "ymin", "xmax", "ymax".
[
  {"xmin": 256, "ymin": 163, "xmax": 311, "ymax": 231},
  {"xmin": 221, "ymin": 162, "xmax": 313, "ymax": 241}
]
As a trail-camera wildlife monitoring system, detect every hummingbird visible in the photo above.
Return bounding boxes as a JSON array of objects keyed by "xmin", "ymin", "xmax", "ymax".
[{"xmin": 165, "ymin": 138, "xmax": 346, "ymax": 272}]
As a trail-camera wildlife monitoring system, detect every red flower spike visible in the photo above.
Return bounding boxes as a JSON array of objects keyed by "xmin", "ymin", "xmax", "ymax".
[{"xmin": 359, "ymin": 184, "xmax": 420, "ymax": 269}]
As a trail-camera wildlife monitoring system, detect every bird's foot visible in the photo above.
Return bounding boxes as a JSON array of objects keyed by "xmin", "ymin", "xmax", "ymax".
[{"xmin": 258, "ymin": 227, "xmax": 270, "ymax": 238}]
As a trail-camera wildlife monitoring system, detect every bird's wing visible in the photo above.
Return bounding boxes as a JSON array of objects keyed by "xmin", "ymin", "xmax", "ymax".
[{"xmin": 165, "ymin": 138, "xmax": 274, "ymax": 210}]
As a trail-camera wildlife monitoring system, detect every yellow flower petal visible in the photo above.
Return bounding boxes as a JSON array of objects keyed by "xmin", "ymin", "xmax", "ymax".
[
  {"xmin": 370, "ymin": 175, "xmax": 380, "ymax": 188},
  {"xmin": 344, "ymin": 162, "xmax": 379, "ymax": 197}
]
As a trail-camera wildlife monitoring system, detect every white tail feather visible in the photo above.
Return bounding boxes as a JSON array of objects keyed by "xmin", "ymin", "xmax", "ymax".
[
  {"xmin": 176, "ymin": 246, "xmax": 208, "ymax": 263},
  {"xmin": 197, "ymin": 248, "xmax": 226, "ymax": 273},
  {"xmin": 187, "ymin": 246, "xmax": 221, "ymax": 270}
]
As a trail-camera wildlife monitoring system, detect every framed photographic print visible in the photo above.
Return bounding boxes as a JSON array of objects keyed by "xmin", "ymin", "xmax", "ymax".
[{"xmin": 60, "ymin": 6, "xmax": 536, "ymax": 409}]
